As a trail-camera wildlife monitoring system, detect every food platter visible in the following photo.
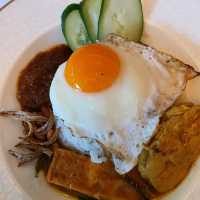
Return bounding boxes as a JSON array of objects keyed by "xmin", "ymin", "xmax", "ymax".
[{"xmin": 0, "ymin": 0, "xmax": 200, "ymax": 200}]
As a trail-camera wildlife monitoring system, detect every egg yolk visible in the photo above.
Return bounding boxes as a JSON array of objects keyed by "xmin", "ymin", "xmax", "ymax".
[{"xmin": 65, "ymin": 44, "xmax": 120, "ymax": 93}]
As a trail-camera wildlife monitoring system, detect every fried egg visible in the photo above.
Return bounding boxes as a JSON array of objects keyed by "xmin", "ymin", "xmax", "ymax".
[{"xmin": 50, "ymin": 34, "xmax": 194, "ymax": 174}]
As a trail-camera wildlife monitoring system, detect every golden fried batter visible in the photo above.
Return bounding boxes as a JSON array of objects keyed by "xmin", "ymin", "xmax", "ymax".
[
  {"xmin": 47, "ymin": 148, "xmax": 144, "ymax": 200},
  {"xmin": 138, "ymin": 104, "xmax": 200, "ymax": 193}
]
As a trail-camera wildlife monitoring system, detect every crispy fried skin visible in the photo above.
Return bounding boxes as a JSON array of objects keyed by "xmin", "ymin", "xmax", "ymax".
[
  {"xmin": 138, "ymin": 104, "xmax": 200, "ymax": 193},
  {"xmin": 47, "ymin": 148, "xmax": 144, "ymax": 200},
  {"xmin": 127, "ymin": 168, "xmax": 159, "ymax": 199}
]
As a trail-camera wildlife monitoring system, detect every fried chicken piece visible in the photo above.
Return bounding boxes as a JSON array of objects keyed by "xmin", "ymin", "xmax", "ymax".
[
  {"xmin": 47, "ymin": 148, "xmax": 144, "ymax": 200},
  {"xmin": 127, "ymin": 168, "xmax": 159, "ymax": 199},
  {"xmin": 138, "ymin": 104, "xmax": 200, "ymax": 193}
]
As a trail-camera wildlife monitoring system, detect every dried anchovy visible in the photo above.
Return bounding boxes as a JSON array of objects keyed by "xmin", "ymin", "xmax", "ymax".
[
  {"xmin": 0, "ymin": 109, "xmax": 58, "ymax": 167},
  {"xmin": 0, "ymin": 111, "xmax": 48, "ymax": 122},
  {"xmin": 24, "ymin": 128, "xmax": 59, "ymax": 146},
  {"xmin": 23, "ymin": 121, "xmax": 34, "ymax": 138},
  {"xmin": 34, "ymin": 110, "xmax": 55, "ymax": 137},
  {"xmin": 15, "ymin": 141, "xmax": 53, "ymax": 157},
  {"xmin": 8, "ymin": 149, "xmax": 42, "ymax": 167}
]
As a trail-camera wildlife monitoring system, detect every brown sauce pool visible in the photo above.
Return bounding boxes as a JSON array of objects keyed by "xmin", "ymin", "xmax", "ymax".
[
  {"xmin": 16, "ymin": 44, "xmax": 160, "ymax": 200},
  {"xmin": 17, "ymin": 44, "xmax": 72, "ymax": 112}
]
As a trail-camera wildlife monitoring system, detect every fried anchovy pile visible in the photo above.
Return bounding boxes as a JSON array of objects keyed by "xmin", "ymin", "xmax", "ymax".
[{"xmin": 0, "ymin": 107, "xmax": 58, "ymax": 166}]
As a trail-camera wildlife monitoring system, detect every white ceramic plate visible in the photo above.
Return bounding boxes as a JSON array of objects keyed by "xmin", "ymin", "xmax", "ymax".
[{"xmin": 0, "ymin": 1, "xmax": 200, "ymax": 200}]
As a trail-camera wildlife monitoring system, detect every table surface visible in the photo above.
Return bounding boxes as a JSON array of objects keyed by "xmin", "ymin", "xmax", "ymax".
[{"xmin": 0, "ymin": 0, "xmax": 8, "ymax": 6}]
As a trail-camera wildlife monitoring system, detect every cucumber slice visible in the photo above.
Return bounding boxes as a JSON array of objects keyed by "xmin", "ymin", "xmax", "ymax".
[
  {"xmin": 61, "ymin": 4, "xmax": 92, "ymax": 50},
  {"xmin": 98, "ymin": 0, "xmax": 143, "ymax": 42},
  {"xmin": 80, "ymin": 0, "xmax": 103, "ymax": 42}
]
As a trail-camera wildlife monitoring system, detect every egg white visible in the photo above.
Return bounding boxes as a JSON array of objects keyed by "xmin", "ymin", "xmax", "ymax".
[{"xmin": 50, "ymin": 35, "xmax": 192, "ymax": 174}]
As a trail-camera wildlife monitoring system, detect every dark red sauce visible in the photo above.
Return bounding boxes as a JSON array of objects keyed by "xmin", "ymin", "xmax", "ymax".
[{"xmin": 17, "ymin": 44, "xmax": 72, "ymax": 112}]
